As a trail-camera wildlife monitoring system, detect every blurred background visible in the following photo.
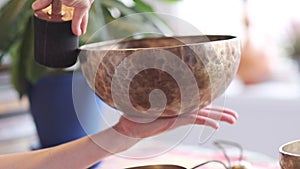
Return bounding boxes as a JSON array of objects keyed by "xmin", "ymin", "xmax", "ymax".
[{"xmin": 1, "ymin": 0, "xmax": 300, "ymax": 162}]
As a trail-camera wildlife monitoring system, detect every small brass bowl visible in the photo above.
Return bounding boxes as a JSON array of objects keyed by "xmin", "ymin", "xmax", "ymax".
[
  {"xmin": 279, "ymin": 140, "xmax": 300, "ymax": 169},
  {"xmin": 79, "ymin": 35, "xmax": 241, "ymax": 117}
]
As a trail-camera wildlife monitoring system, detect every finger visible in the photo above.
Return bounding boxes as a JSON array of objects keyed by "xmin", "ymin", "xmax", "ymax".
[
  {"xmin": 198, "ymin": 109, "xmax": 236, "ymax": 124},
  {"xmin": 32, "ymin": 0, "xmax": 52, "ymax": 10},
  {"xmin": 80, "ymin": 13, "xmax": 89, "ymax": 35},
  {"xmin": 204, "ymin": 107, "xmax": 238, "ymax": 120},
  {"xmin": 72, "ymin": 7, "xmax": 87, "ymax": 35},
  {"xmin": 176, "ymin": 114, "xmax": 219, "ymax": 130},
  {"xmin": 193, "ymin": 115, "xmax": 220, "ymax": 129}
]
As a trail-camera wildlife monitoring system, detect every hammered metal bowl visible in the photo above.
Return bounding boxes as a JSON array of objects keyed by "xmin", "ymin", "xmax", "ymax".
[
  {"xmin": 279, "ymin": 140, "xmax": 300, "ymax": 169},
  {"xmin": 79, "ymin": 35, "xmax": 240, "ymax": 117}
]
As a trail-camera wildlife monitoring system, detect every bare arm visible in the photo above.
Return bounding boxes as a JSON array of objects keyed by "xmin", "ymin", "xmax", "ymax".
[
  {"xmin": 0, "ymin": 107, "xmax": 237, "ymax": 169},
  {"xmin": 0, "ymin": 127, "xmax": 139, "ymax": 169}
]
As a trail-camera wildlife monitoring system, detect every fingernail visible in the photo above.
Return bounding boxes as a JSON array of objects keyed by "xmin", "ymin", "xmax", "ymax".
[
  {"xmin": 231, "ymin": 117, "xmax": 237, "ymax": 124},
  {"xmin": 73, "ymin": 29, "xmax": 81, "ymax": 36},
  {"xmin": 214, "ymin": 123, "xmax": 220, "ymax": 130},
  {"xmin": 228, "ymin": 119, "xmax": 234, "ymax": 124},
  {"xmin": 77, "ymin": 28, "xmax": 82, "ymax": 36}
]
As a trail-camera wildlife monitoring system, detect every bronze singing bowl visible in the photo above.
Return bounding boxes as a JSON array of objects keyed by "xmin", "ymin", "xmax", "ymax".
[
  {"xmin": 279, "ymin": 140, "xmax": 300, "ymax": 169},
  {"xmin": 79, "ymin": 35, "xmax": 241, "ymax": 117}
]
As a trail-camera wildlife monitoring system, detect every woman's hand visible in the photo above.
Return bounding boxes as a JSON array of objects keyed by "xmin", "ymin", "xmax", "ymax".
[
  {"xmin": 32, "ymin": 0, "xmax": 94, "ymax": 36},
  {"xmin": 113, "ymin": 106, "xmax": 238, "ymax": 139}
]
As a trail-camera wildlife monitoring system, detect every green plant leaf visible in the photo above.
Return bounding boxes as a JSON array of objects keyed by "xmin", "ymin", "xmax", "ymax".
[
  {"xmin": 11, "ymin": 16, "xmax": 49, "ymax": 97},
  {"xmin": 101, "ymin": 0, "xmax": 139, "ymax": 16},
  {"xmin": 156, "ymin": 0, "xmax": 182, "ymax": 2},
  {"xmin": 10, "ymin": 39, "xmax": 29, "ymax": 97},
  {"xmin": 24, "ymin": 17, "xmax": 50, "ymax": 84},
  {"xmin": 82, "ymin": 0, "xmax": 171, "ymax": 43},
  {"xmin": 133, "ymin": 0, "xmax": 155, "ymax": 13},
  {"xmin": 131, "ymin": 0, "xmax": 173, "ymax": 35},
  {"xmin": 101, "ymin": 0, "xmax": 156, "ymax": 24},
  {"xmin": 0, "ymin": 0, "xmax": 33, "ymax": 53}
]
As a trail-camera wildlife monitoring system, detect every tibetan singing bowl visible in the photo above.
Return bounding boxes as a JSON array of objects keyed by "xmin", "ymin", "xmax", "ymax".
[
  {"xmin": 279, "ymin": 140, "xmax": 300, "ymax": 169},
  {"xmin": 79, "ymin": 35, "xmax": 241, "ymax": 117}
]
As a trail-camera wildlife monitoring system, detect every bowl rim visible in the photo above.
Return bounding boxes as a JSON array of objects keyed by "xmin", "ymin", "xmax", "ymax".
[
  {"xmin": 79, "ymin": 35, "xmax": 237, "ymax": 52},
  {"xmin": 279, "ymin": 139, "xmax": 300, "ymax": 157}
]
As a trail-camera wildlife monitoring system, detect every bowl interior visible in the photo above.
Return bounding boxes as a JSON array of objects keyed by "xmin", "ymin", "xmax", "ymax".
[
  {"xmin": 80, "ymin": 35, "xmax": 236, "ymax": 50},
  {"xmin": 280, "ymin": 140, "xmax": 300, "ymax": 156}
]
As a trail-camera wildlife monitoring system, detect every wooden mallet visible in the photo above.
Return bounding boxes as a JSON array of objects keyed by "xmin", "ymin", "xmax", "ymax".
[{"xmin": 34, "ymin": 0, "xmax": 79, "ymax": 68}]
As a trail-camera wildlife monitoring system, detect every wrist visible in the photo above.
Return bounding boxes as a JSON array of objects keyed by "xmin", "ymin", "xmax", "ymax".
[{"xmin": 90, "ymin": 127, "xmax": 141, "ymax": 155}]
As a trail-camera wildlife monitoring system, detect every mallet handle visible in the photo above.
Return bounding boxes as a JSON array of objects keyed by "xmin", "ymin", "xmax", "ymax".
[{"xmin": 52, "ymin": 0, "xmax": 62, "ymax": 16}]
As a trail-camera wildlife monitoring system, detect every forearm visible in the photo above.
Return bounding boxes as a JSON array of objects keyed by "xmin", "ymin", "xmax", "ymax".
[
  {"xmin": 0, "ymin": 107, "xmax": 237, "ymax": 168},
  {"xmin": 0, "ymin": 127, "xmax": 140, "ymax": 169}
]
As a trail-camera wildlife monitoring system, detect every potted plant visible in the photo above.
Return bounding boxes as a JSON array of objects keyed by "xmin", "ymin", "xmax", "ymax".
[{"xmin": 0, "ymin": 0, "xmax": 177, "ymax": 168}]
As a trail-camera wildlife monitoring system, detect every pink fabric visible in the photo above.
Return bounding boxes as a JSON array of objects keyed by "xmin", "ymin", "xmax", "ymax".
[{"xmin": 97, "ymin": 144, "xmax": 279, "ymax": 169}]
